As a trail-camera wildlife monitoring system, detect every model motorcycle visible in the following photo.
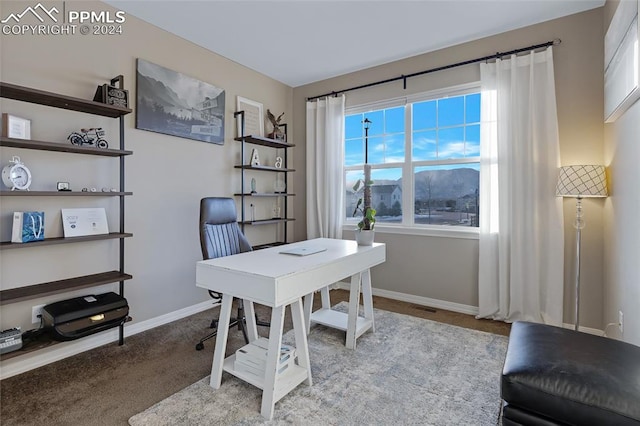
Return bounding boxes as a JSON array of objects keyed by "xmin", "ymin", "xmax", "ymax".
[{"xmin": 67, "ymin": 128, "xmax": 108, "ymax": 149}]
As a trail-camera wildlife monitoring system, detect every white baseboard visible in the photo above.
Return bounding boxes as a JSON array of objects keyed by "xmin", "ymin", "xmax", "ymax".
[
  {"xmin": 562, "ymin": 323, "xmax": 603, "ymax": 336},
  {"xmin": 0, "ymin": 300, "xmax": 217, "ymax": 380},
  {"xmin": 1, "ymin": 292, "xmax": 606, "ymax": 380},
  {"xmin": 332, "ymin": 284, "xmax": 607, "ymax": 336},
  {"xmin": 334, "ymin": 282, "xmax": 479, "ymax": 316}
]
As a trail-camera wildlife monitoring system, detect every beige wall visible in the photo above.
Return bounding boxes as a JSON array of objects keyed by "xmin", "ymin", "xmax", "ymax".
[
  {"xmin": 1, "ymin": 0, "xmax": 623, "ymax": 376},
  {"xmin": 603, "ymin": 0, "xmax": 640, "ymax": 345},
  {"xmin": 0, "ymin": 1, "xmax": 292, "ymax": 346},
  {"xmin": 293, "ymin": 8, "xmax": 607, "ymax": 327}
]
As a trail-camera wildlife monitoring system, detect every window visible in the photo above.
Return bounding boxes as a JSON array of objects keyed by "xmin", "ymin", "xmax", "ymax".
[{"xmin": 344, "ymin": 85, "xmax": 480, "ymax": 230}]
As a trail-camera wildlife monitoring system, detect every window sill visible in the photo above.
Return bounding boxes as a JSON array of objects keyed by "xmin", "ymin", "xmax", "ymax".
[{"xmin": 343, "ymin": 223, "xmax": 479, "ymax": 240}]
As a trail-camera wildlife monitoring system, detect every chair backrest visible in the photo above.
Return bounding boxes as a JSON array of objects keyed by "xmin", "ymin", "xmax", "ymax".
[{"xmin": 199, "ymin": 197, "xmax": 252, "ymax": 260}]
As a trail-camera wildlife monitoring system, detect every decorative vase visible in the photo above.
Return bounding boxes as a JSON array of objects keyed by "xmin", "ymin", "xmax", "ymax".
[{"xmin": 355, "ymin": 229, "xmax": 375, "ymax": 246}]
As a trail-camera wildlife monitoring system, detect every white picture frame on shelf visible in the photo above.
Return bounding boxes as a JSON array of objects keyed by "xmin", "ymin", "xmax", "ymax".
[
  {"xmin": 604, "ymin": 0, "xmax": 640, "ymax": 122},
  {"xmin": 2, "ymin": 113, "xmax": 31, "ymax": 140},
  {"xmin": 236, "ymin": 96, "xmax": 264, "ymax": 138},
  {"xmin": 61, "ymin": 208, "xmax": 109, "ymax": 237}
]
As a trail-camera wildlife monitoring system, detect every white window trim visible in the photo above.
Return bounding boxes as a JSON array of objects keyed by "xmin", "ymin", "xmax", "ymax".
[
  {"xmin": 342, "ymin": 222, "xmax": 479, "ymax": 240},
  {"xmin": 345, "ymin": 82, "xmax": 482, "ymax": 237}
]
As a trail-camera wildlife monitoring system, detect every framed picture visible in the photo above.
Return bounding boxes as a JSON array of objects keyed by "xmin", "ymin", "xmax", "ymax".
[
  {"xmin": 2, "ymin": 113, "xmax": 31, "ymax": 140},
  {"xmin": 604, "ymin": 0, "xmax": 639, "ymax": 122},
  {"xmin": 136, "ymin": 59, "xmax": 225, "ymax": 144},
  {"xmin": 236, "ymin": 96, "xmax": 264, "ymax": 138}
]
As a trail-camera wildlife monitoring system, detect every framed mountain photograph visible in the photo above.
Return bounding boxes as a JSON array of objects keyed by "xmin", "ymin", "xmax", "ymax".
[{"xmin": 136, "ymin": 59, "xmax": 226, "ymax": 144}]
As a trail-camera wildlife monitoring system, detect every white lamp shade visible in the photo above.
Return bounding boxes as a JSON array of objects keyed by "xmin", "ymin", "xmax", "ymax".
[{"xmin": 556, "ymin": 165, "xmax": 608, "ymax": 198}]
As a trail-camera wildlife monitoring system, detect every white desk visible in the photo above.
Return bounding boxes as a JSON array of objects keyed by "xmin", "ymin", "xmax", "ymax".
[{"xmin": 195, "ymin": 238, "xmax": 386, "ymax": 419}]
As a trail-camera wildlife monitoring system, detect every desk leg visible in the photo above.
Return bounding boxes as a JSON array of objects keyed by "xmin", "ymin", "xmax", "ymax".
[
  {"xmin": 320, "ymin": 286, "xmax": 331, "ymax": 309},
  {"xmin": 291, "ymin": 298, "xmax": 312, "ymax": 386},
  {"xmin": 303, "ymin": 293, "xmax": 313, "ymax": 334},
  {"xmin": 210, "ymin": 293, "xmax": 233, "ymax": 389},
  {"xmin": 346, "ymin": 272, "xmax": 362, "ymax": 349},
  {"xmin": 243, "ymin": 299, "xmax": 259, "ymax": 342},
  {"xmin": 361, "ymin": 269, "xmax": 375, "ymax": 333},
  {"xmin": 261, "ymin": 305, "xmax": 285, "ymax": 420}
]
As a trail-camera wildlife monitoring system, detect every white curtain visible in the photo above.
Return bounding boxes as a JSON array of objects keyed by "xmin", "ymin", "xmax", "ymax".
[
  {"xmin": 478, "ymin": 47, "xmax": 565, "ymax": 325},
  {"xmin": 306, "ymin": 96, "xmax": 345, "ymax": 239}
]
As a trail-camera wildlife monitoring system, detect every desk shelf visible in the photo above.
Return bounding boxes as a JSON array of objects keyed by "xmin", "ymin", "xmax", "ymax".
[
  {"xmin": 222, "ymin": 354, "xmax": 309, "ymax": 402},
  {"xmin": 310, "ymin": 308, "xmax": 374, "ymax": 339}
]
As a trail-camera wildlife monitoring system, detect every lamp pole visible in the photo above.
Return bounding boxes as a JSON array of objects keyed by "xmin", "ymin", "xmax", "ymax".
[{"xmin": 574, "ymin": 196, "xmax": 584, "ymax": 331}]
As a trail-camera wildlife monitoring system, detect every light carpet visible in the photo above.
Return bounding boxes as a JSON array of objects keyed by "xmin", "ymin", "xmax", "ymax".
[{"xmin": 129, "ymin": 304, "xmax": 508, "ymax": 425}]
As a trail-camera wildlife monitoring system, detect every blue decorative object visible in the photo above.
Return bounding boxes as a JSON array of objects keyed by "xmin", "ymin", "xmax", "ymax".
[{"xmin": 11, "ymin": 211, "xmax": 44, "ymax": 243}]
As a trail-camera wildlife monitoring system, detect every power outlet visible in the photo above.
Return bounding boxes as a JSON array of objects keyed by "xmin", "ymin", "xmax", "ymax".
[
  {"xmin": 618, "ymin": 310, "xmax": 624, "ymax": 334},
  {"xmin": 32, "ymin": 304, "xmax": 46, "ymax": 324}
]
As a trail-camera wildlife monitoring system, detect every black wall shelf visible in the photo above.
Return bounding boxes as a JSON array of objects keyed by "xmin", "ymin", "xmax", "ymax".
[
  {"xmin": 240, "ymin": 218, "xmax": 295, "ymax": 226},
  {"xmin": 234, "ymin": 112, "xmax": 294, "ymax": 248},
  {"xmin": 234, "ymin": 165, "xmax": 295, "ymax": 172},
  {"xmin": 234, "ymin": 192, "xmax": 295, "ymax": 197},
  {"xmin": 0, "ymin": 137, "xmax": 132, "ymax": 156},
  {"xmin": 0, "ymin": 271, "xmax": 133, "ymax": 305},
  {"xmin": 0, "ymin": 79, "xmax": 133, "ymax": 350},
  {"xmin": 0, "ymin": 233, "xmax": 133, "ymax": 250},
  {"xmin": 0, "ymin": 82, "xmax": 132, "ymax": 118},
  {"xmin": 1, "ymin": 191, "xmax": 133, "ymax": 196},
  {"xmin": 233, "ymin": 135, "xmax": 294, "ymax": 149}
]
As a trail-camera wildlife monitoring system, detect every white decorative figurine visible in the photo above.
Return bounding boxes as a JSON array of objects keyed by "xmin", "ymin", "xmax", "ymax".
[{"xmin": 250, "ymin": 149, "xmax": 260, "ymax": 166}]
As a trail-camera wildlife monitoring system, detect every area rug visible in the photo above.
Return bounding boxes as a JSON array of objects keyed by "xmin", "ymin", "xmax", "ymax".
[{"xmin": 129, "ymin": 304, "xmax": 508, "ymax": 426}]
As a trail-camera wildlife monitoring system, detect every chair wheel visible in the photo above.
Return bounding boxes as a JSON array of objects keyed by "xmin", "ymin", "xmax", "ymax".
[{"xmin": 195, "ymin": 342, "xmax": 204, "ymax": 351}]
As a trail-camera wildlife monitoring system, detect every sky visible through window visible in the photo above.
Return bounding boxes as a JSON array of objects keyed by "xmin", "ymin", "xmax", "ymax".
[{"xmin": 345, "ymin": 93, "xmax": 480, "ymax": 180}]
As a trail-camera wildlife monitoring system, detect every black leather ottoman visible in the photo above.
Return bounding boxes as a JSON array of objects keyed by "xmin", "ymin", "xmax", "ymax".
[{"xmin": 501, "ymin": 321, "xmax": 640, "ymax": 426}]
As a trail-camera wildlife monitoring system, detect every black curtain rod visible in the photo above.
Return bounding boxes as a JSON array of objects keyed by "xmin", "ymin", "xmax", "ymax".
[{"xmin": 307, "ymin": 39, "xmax": 561, "ymax": 101}]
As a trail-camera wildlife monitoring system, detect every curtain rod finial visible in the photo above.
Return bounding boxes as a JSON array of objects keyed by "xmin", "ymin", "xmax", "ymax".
[{"xmin": 553, "ymin": 38, "xmax": 561, "ymax": 45}]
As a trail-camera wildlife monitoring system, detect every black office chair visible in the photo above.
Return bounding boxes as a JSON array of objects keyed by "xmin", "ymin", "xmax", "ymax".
[{"xmin": 195, "ymin": 197, "xmax": 269, "ymax": 351}]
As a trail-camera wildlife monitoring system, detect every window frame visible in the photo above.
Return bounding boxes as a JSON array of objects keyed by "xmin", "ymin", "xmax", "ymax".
[{"xmin": 343, "ymin": 82, "xmax": 481, "ymax": 239}]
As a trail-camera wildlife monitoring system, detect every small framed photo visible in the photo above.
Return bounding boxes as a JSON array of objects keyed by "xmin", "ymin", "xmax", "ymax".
[
  {"xmin": 2, "ymin": 113, "xmax": 31, "ymax": 140},
  {"xmin": 236, "ymin": 96, "xmax": 264, "ymax": 138}
]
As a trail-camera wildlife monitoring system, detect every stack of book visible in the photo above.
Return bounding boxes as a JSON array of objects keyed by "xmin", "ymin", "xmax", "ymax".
[{"xmin": 234, "ymin": 337, "xmax": 296, "ymax": 378}]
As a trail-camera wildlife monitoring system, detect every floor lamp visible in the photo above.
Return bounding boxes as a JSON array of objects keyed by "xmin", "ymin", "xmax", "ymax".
[{"xmin": 556, "ymin": 165, "xmax": 608, "ymax": 331}]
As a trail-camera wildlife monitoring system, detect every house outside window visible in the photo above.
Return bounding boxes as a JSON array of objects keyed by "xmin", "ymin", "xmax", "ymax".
[{"xmin": 344, "ymin": 84, "xmax": 481, "ymax": 231}]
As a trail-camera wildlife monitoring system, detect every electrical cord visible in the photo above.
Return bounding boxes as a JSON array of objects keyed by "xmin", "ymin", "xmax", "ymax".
[
  {"xmin": 602, "ymin": 322, "xmax": 618, "ymax": 337},
  {"xmin": 21, "ymin": 314, "xmax": 46, "ymax": 343}
]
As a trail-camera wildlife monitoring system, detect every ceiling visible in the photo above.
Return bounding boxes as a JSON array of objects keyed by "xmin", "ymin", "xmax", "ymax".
[{"xmin": 105, "ymin": 0, "xmax": 605, "ymax": 87}]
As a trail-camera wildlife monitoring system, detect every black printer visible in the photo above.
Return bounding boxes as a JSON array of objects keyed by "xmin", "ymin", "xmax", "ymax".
[{"xmin": 41, "ymin": 292, "xmax": 129, "ymax": 341}]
